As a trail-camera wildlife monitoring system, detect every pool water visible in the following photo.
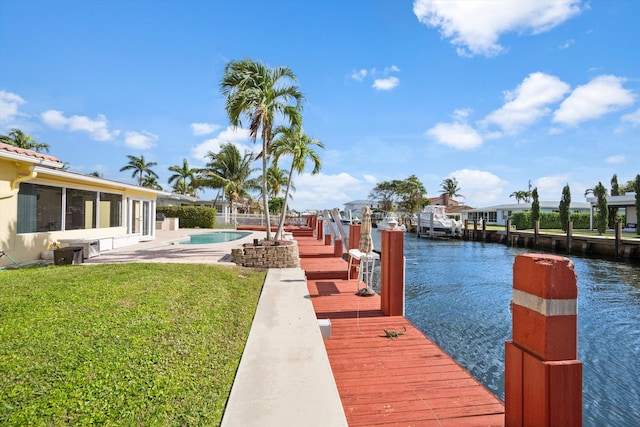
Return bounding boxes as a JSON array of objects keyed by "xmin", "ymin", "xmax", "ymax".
[{"xmin": 181, "ymin": 231, "xmax": 251, "ymax": 244}]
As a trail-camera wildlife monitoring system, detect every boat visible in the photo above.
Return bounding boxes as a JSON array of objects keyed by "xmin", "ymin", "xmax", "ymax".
[
  {"xmin": 418, "ymin": 205, "xmax": 463, "ymax": 237},
  {"xmin": 375, "ymin": 212, "xmax": 406, "ymax": 231}
]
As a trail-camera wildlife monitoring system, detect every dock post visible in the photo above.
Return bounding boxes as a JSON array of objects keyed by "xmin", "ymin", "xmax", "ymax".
[
  {"xmin": 464, "ymin": 219, "xmax": 469, "ymax": 241},
  {"xmin": 380, "ymin": 229, "xmax": 404, "ymax": 316},
  {"xmin": 566, "ymin": 221, "xmax": 573, "ymax": 254},
  {"xmin": 505, "ymin": 254, "xmax": 582, "ymax": 427},
  {"xmin": 317, "ymin": 219, "xmax": 324, "ymax": 241},
  {"xmin": 506, "ymin": 219, "xmax": 511, "ymax": 244},
  {"xmin": 333, "ymin": 238, "xmax": 343, "ymax": 257},
  {"xmin": 348, "ymin": 224, "xmax": 362, "ymax": 279},
  {"xmin": 615, "ymin": 222, "xmax": 622, "ymax": 259},
  {"xmin": 534, "ymin": 220, "xmax": 539, "ymax": 248}
]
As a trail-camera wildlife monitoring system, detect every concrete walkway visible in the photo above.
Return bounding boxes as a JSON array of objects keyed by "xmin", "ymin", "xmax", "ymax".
[{"xmin": 221, "ymin": 268, "xmax": 347, "ymax": 426}]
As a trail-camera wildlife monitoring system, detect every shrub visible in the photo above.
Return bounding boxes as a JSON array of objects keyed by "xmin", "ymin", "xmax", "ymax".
[{"xmin": 157, "ymin": 206, "xmax": 217, "ymax": 228}]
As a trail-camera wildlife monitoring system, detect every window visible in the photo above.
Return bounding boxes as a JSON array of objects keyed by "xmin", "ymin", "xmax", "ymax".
[
  {"xmin": 99, "ymin": 193, "xmax": 122, "ymax": 227},
  {"xmin": 17, "ymin": 184, "xmax": 124, "ymax": 233},
  {"xmin": 66, "ymin": 189, "xmax": 96, "ymax": 230},
  {"xmin": 17, "ymin": 183, "xmax": 63, "ymax": 233}
]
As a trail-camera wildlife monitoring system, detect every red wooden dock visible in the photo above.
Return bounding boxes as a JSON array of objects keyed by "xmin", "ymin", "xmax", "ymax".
[{"xmin": 296, "ymin": 231, "xmax": 505, "ymax": 426}]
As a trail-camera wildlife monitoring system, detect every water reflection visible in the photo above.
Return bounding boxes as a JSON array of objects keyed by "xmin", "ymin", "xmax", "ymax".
[{"xmin": 376, "ymin": 232, "xmax": 640, "ymax": 426}]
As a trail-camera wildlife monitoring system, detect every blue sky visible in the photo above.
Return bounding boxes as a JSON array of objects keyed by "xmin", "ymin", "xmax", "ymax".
[{"xmin": 1, "ymin": 0, "xmax": 638, "ymax": 211}]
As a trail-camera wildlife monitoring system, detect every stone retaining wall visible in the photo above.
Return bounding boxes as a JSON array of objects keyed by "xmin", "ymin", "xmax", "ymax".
[{"xmin": 231, "ymin": 240, "xmax": 300, "ymax": 268}]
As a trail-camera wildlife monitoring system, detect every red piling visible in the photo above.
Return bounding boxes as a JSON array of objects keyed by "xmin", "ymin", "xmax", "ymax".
[
  {"xmin": 380, "ymin": 229, "xmax": 404, "ymax": 316},
  {"xmin": 505, "ymin": 254, "xmax": 582, "ymax": 427}
]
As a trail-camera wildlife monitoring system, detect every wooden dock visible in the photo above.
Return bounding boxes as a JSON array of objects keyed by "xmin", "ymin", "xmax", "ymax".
[{"xmin": 295, "ymin": 231, "xmax": 505, "ymax": 426}]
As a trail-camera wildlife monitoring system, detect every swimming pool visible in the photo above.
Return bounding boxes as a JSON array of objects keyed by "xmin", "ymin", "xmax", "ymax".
[{"xmin": 180, "ymin": 231, "xmax": 251, "ymax": 244}]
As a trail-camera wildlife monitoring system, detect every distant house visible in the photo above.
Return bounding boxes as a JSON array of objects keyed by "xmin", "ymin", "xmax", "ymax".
[
  {"xmin": 0, "ymin": 142, "xmax": 163, "ymax": 265},
  {"xmin": 462, "ymin": 201, "xmax": 591, "ymax": 226},
  {"xmin": 343, "ymin": 199, "xmax": 382, "ymax": 216},
  {"xmin": 587, "ymin": 193, "xmax": 637, "ymax": 230},
  {"xmin": 429, "ymin": 195, "xmax": 473, "ymax": 218}
]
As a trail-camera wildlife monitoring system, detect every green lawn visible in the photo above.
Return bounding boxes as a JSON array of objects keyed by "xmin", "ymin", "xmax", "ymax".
[{"xmin": 0, "ymin": 263, "xmax": 266, "ymax": 426}]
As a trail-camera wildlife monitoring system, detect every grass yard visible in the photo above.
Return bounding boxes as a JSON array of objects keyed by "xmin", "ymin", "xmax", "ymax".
[{"xmin": 0, "ymin": 263, "xmax": 266, "ymax": 426}]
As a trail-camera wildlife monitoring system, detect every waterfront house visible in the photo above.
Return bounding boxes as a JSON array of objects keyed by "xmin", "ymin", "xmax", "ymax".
[
  {"xmin": 463, "ymin": 201, "xmax": 591, "ymax": 227},
  {"xmin": 587, "ymin": 193, "xmax": 638, "ymax": 231},
  {"xmin": 0, "ymin": 143, "xmax": 162, "ymax": 266}
]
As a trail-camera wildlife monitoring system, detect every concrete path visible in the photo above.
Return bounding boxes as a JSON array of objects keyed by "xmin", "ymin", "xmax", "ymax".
[{"xmin": 221, "ymin": 268, "xmax": 348, "ymax": 426}]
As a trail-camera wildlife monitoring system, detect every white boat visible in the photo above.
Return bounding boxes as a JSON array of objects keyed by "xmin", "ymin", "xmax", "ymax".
[
  {"xmin": 418, "ymin": 205, "xmax": 463, "ymax": 236},
  {"xmin": 376, "ymin": 213, "xmax": 406, "ymax": 231}
]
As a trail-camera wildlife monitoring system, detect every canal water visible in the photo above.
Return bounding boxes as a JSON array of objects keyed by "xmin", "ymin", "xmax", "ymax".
[{"xmin": 369, "ymin": 231, "xmax": 640, "ymax": 426}]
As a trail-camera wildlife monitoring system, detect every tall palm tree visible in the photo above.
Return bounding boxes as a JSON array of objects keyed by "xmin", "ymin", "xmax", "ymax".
[
  {"xmin": 119, "ymin": 155, "xmax": 158, "ymax": 186},
  {"xmin": 202, "ymin": 142, "xmax": 259, "ymax": 207},
  {"xmin": 440, "ymin": 177, "xmax": 462, "ymax": 199},
  {"xmin": 168, "ymin": 158, "xmax": 199, "ymax": 195},
  {"xmin": 220, "ymin": 58, "xmax": 304, "ymax": 240},
  {"xmin": 0, "ymin": 128, "xmax": 50, "ymax": 152},
  {"xmin": 510, "ymin": 191, "xmax": 528, "ymax": 204},
  {"xmin": 270, "ymin": 124, "xmax": 323, "ymax": 240}
]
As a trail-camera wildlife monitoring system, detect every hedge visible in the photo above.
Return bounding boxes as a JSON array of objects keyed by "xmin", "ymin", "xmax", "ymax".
[
  {"xmin": 157, "ymin": 206, "xmax": 217, "ymax": 229},
  {"xmin": 510, "ymin": 211, "xmax": 592, "ymax": 230}
]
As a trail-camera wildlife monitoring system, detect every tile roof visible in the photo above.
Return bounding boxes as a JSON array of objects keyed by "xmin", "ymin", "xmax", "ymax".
[{"xmin": 0, "ymin": 142, "xmax": 62, "ymax": 164}]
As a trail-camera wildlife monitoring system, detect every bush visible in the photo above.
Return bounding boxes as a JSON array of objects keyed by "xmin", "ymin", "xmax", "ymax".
[
  {"xmin": 157, "ymin": 206, "xmax": 217, "ymax": 228},
  {"xmin": 510, "ymin": 211, "xmax": 591, "ymax": 230}
]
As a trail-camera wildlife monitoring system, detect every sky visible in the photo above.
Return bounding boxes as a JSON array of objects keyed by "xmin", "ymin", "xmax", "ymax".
[{"xmin": 1, "ymin": 0, "xmax": 638, "ymax": 212}]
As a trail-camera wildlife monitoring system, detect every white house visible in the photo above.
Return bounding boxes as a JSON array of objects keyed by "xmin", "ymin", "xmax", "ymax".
[
  {"xmin": 463, "ymin": 201, "xmax": 591, "ymax": 226},
  {"xmin": 587, "ymin": 193, "xmax": 637, "ymax": 230}
]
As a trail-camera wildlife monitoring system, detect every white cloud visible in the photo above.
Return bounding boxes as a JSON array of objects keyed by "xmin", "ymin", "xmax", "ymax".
[
  {"xmin": 413, "ymin": 0, "xmax": 582, "ymax": 57},
  {"xmin": 534, "ymin": 174, "xmax": 570, "ymax": 199},
  {"xmin": 449, "ymin": 169, "xmax": 506, "ymax": 206},
  {"xmin": 190, "ymin": 122, "xmax": 221, "ymax": 136},
  {"xmin": 426, "ymin": 122, "xmax": 483, "ymax": 150},
  {"xmin": 351, "ymin": 69, "xmax": 368, "ymax": 82},
  {"xmin": 558, "ymin": 39, "xmax": 575, "ymax": 49},
  {"xmin": 124, "ymin": 130, "xmax": 158, "ymax": 150},
  {"xmin": 483, "ymin": 72, "xmax": 570, "ymax": 133},
  {"xmin": 606, "ymin": 155, "xmax": 626, "ymax": 164},
  {"xmin": 287, "ymin": 172, "xmax": 369, "ymax": 211},
  {"xmin": 41, "ymin": 109, "xmax": 120, "ymax": 141},
  {"xmin": 0, "ymin": 90, "xmax": 26, "ymax": 123},
  {"xmin": 553, "ymin": 75, "xmax": 636, "ymax": 126},
  {"xmin": 621, "ymin": 108, "xmax": 640, "ymax": 126},
  {"xmin": 190, "ymin": 126, "xmax": 253, "ymax": 161},
  {"xmin": 372, "ymin": 76, "xmax": 400, "ymax": 91}
]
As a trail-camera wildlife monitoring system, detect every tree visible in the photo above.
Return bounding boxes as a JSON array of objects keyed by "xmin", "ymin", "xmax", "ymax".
[
  {"xmin": 270, "ymin": 124, "xmax": 323, "ymax": 240},
  {"xmin": 119, "ymin": 155, "xmax": 158, "ymax": 186},
  {"xmin": 440, "ymin": 177, "xmax": 462, "ymax": 199},
  {"xmin": 559, "ymin": 184, "xmax": 571, "ymax": 232},
  {"xmin": 141, "ymin": 175, "xmax": 163, "ymax": 191},
  {"xmin": 531, "ymin": 187, "xmax": 540, "ymax": 228},
  {"xmin": 609, "ymin": 174, "xmax": 620, "ymax": 229},
  {"xmin": 202, "ymin": 142, "xmax": 259, "ymax": 207},
  {"xmin": 168, "ymin": 158, "xmax": 199, "ymax": 195},
  {"xmin": 369, "ymin": 180, "xmax": 401, "ymax": 212},
  {"xmin": 398, "ymin": 175, "xmax": 428, "ymax": 214},
  {"xmin": 510, "ymin": 191, "xmax": 528, "ymax": 204},
  {"xmin": 635, "ymin": 174, "xmax": 640, "ymax": 236},
  {"xmin": 266, "ymin": 164, "xmax": 293, "ymax": 198},
  {"xmin": 220, "ymin": 58, "xmax": 304, "ymax": 240},
  {"xmin": 0, "ymin": 128, "xmax": 50, "ymax": 152},
  {"xmin": 593, "ymin": 182, "xmax": 608, "ymax": 235}
]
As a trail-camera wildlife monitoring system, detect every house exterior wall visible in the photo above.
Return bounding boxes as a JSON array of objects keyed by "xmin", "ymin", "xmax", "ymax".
[{"xmin": 1, "ymin": 154, "xmax": 158, "ymax": 265}]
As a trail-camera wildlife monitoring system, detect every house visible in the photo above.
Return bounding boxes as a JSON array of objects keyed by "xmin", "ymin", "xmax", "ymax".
[
  {"xmin": 0, "ymin": 142, "xmax": 162, "ymax": 266},
  {"xmin": 428, "ymin": 195, "xmax": 474, "ymax": 218},
  {"xmin": 462, "ymin": 201, "xmax": 591, "ymax": 226},
  {"xmin": 587, "ymin": 193, "xmax": 637, "ymax": 230},
  {"xmin": 343, "ymin": 199, "xmax": 383, "ymax": 216}
]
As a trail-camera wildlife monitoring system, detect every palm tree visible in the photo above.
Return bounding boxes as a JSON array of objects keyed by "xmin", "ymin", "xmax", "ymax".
[
  {"xmin": 270, "ymin": 124, "xmax": 323, "ymax": 240},
  {"xmin": 266, "ymin": 164, "xmax": 294, "ymax": 198},
  {"xmin": 202, "ymin": 142, "xmax": 259, "ymax": 208},
  {"xmin": 141, "ymin": 175, "xmax": 163, "ymax": 191},
  {"xmin": 510, "ymin": 191, "xmax": 528, "ymax": 204},
  {"xmin": 168, "ymin": 158, "xmax": 199, "ymax": 195},
  {"xmin": 440, "ymin": 177, "xmax": 462, "ymax": 199},
  {"xmin": 0, "ymin": 128, "xmax": 50, "ymax": 152},
  {"xmin": 119, "ymin": 155, "xmax": 158, "ymax": 186},
  {"xmin": 220, "ymin": 58, "xmax": 304, "ymax": 240}
]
